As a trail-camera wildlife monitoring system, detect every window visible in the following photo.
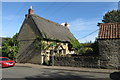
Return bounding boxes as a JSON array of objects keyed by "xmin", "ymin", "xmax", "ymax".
[
  {"xmin": 50, "ymin": 50, "xmax": 53, "ymax": 55},
  {"xmin": 63, "ymin": 43, "xmax": 66, "ymax": 45},
  {"xmin": 59, "ymin": 50, "xmax": 62, "ymax": 54}
]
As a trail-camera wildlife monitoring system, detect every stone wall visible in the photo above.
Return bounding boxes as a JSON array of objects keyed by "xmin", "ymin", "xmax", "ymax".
[
  {"xmin": 49, "ymin": 38, "xmax": 120, "ymax": 70},
  {"xmin": 98, "ymin": 39, "xmax": 120, "ymax": 69},
  {"xmin": 50, "ymin": 56, "xmax": 100, "ymax": 68}
]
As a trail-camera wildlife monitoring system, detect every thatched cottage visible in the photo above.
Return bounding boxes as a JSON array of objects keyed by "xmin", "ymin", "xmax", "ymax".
[{"xmin": 17, "ymin": 6, "xmax": 76, "ymax": 64}]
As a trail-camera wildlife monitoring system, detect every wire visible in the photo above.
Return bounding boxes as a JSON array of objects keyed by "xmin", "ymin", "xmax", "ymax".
[{"xmin": 77, "ymin": 29, "xmax": 98, "ymax": 40}]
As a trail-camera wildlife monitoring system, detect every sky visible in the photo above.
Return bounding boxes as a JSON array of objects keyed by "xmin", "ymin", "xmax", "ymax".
[{"xmin": 2, "ymin": 2, "xmax": 118, "ymax": 43}]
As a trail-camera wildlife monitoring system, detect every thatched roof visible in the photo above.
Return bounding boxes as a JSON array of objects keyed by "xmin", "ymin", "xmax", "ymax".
[{"xmin": 27, "ymin": 14, "xmax": 76, "ymax": 42}]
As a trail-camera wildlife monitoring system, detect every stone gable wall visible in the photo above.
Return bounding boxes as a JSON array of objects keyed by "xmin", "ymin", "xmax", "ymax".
[{"xmin": 98, "ymin": 39, "xmax": 120, "ymax": 69}]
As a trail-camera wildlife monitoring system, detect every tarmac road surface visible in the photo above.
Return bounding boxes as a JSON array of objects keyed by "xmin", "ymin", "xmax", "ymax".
[{"xmin": 2, "ymin": 63, "xmax": 119, "ymax": 80}]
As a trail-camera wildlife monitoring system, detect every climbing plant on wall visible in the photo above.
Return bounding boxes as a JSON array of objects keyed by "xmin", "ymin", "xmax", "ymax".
[{"xmin": 68, "ymin": 37, "xmax": 82, "ymax": 53}]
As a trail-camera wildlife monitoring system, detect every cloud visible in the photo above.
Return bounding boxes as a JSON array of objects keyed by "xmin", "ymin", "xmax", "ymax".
[
  {"xmin": 2, "ymin": 15, "xmax": 21, "ymax": 21},
  {"xmin": 69, "ymin": 18, "xmax": 99, "ymax": 31},
  {"xmin": 68, "ymin": 18, "xmax": 100, "ymax": 43},
  {"xmin": 78, "ymin": 32, "xmax": 98, "ymax": 43}
]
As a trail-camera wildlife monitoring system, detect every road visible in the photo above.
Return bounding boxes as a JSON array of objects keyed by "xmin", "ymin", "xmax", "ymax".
[{"xmin": 1, "ymin": 63, "xmax": 118, "ymax": 80}]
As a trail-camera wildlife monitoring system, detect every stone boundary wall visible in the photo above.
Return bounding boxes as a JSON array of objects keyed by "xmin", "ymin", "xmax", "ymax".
[
  {"xmin": 50, "ymin": 39, "xmax": 120, "ymax": 69},
  {"xmin": 50, "ymin": 56, "xmax": 100, "ymax": 68},
  {"xmin": 98, "ymin": 39, "xmax": 120, "ymax": 69}
]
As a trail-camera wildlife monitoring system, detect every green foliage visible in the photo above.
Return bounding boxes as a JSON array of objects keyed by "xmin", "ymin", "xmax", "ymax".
[
  {"xmin": 0, "ymin": 48, "xmax": 2, "ymax": 52},
  {"xmin": 79, "ymin": 47, "xmax": 93, "ymax": 54},
  {"xmin": 34, "ymin": 36, "xmax": 58, "ymax": 50},
  {"xmin": 91, "ymin": 41, "xmax": 99, "ymax": 54},
  {"xmin": 35, "ymin": 36, "xmax": 42, "ymax": 50},
  {"xmin": 68, "ymin": 37, "xmax": 82, "ymax": 50},
  {"xmin": 2, "ymin": 33, "xmax": 19, "ymax": 60},
  {"xmin": 81, "ymin": 42, "xmax": 92, "ymax": 47},
  {"xmin": 55, "ymin": 52, "xmax": 63, "ymax": 56},
  {"xmin": 34, "ymin": 36, "xmax": 48, "ymax": 51},
  {"xmin": 79, "ymin": 41, "xmax": 98, "ymax": 55},
  {"xmin": 67, "ymin": 37, "xmax": 98, "ymax": 55},
  {"xmin": 102, "ymin": 10, "xmax": 120, "ymax": 23}
]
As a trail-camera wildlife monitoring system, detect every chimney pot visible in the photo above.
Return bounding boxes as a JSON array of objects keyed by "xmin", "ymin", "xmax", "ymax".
[
  {"xmin": 65, "ymin": 22, "xmax": 69, "ymax": 27},
  {"xmin": 28, "ymin": 6, "xmax": 34, "ymax": 14},
  {"xmin": 30, "ymin": 6, "xmax": 32, "ymax": 9}
]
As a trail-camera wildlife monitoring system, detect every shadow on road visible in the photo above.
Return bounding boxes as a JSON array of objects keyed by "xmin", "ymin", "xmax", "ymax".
[
  {"xmin": 110, "ymin": 72, "xmax": 120, "ymax": 80},
  {"xmin": 1, "ymin": 78, "xmax": 110, "ymax": 80},
  {"xmin": 24, "ymin": 72, "xmax": 111, "ymax": 80},
  {"xmin": 42, "ymin": 68, "xmax": 110, "ymax": 74},
  {"xmin": 25, "ymin": 76, "xmax": 110, "ymax": 80}
]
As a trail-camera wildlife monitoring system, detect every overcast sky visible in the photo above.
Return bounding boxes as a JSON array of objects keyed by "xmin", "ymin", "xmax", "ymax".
[{"xmin": 2, "ymin": 2, "xmax": 118, "ymax": 43}]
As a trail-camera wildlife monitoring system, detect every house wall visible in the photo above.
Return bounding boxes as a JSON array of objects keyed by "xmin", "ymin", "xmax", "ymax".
[
  {"xmin": 41, "ymin": 41, "xmax": 70, "ymax": 55},
  {"xmin": 27, "ymin": 50, "xmax": 42, "ymax": 64},
  {"xmin": 98, "ymin": 39, "xmax": 120, "ymax": 69},
  {"xmin": 17, "ymin": 16, "xmax": 41, "ymax": 62},
  {"xmin": 18, "ymin": 40, "xmax": 70, "ymax": 64},
  {"xmin": 40, "ymin": 41, "xmax": 70, "ymax": 64}
]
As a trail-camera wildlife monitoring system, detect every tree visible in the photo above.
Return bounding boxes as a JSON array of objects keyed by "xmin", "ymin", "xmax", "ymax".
[
  {"xmin": 2, "ymin": 33, "xmax": 19, "ymax": 60},
  {"xmin": 102, "ymin": 10, "xmax": 120, "ymax": 23}
]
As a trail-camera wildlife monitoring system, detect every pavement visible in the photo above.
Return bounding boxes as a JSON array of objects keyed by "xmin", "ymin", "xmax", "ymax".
[{"xmin": 16, "ymin": 63, "xmax": 119, "ymax": 74}]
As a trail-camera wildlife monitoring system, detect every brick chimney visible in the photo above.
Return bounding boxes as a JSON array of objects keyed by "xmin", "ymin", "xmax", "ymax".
[{"xmin": 28, "ymin": 6, "xmax": 34, "ymax": 14}]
